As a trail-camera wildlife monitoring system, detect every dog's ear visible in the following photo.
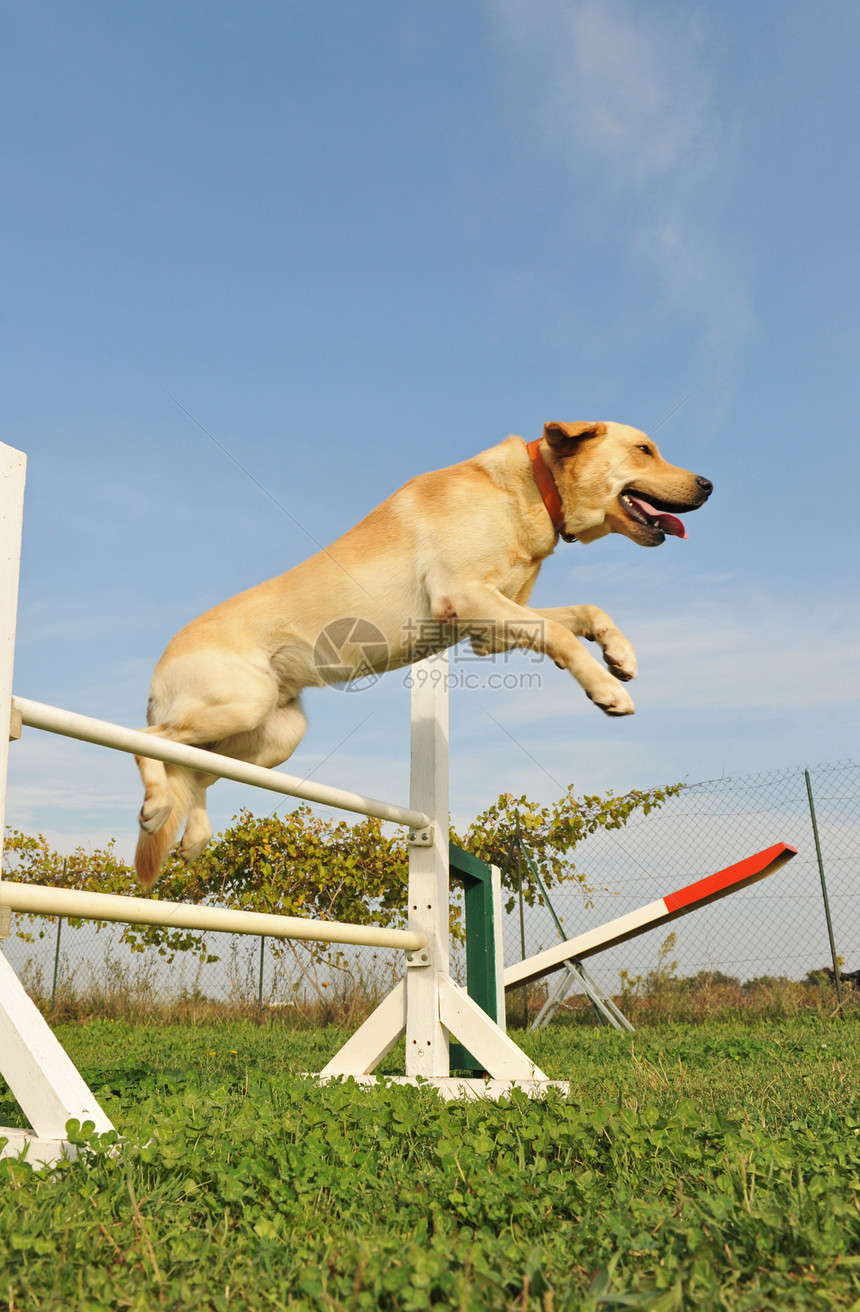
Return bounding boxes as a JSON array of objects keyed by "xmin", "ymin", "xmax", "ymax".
[{"xmin": 543, "ymin": 421, "xmax": 607, "ymax": 456}]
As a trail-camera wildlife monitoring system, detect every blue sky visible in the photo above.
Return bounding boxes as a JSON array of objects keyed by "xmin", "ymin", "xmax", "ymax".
[{"xmin": 3, "ymin": 0, "xmax": 859, "ymax": 860}]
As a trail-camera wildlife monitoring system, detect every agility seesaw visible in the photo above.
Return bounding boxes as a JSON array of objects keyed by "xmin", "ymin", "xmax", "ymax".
[{"xmin": 504, "ymin": 843, "xmax": 798, "ymax": 993}]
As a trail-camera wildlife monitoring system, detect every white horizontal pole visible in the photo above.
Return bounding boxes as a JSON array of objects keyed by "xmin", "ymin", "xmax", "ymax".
[
  {"xmin": 12, "ymin": 696, "xmax": 431, "ymax": 831},
  {"xmin": 0, "ymin": 881, "xmax": 428, "ymax": 951}
]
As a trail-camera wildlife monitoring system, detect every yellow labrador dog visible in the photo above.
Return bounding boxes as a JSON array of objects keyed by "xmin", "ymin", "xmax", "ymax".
[{"xmin": 135, "ymin": 421, "xmax": 712, "ymax": 885}]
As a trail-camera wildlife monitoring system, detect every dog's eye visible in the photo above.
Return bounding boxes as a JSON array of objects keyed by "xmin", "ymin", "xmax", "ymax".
[{"xmin": 636, "ymin": 444, "xmax": 653, "ymax": 455}]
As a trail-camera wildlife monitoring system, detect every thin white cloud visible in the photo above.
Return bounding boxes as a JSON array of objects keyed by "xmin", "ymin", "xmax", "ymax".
[
  {"xmin": 478, "ymin": 588, "xmax": 860, "ymax": 721},
  {"xmin": 637, "ymin": 600, "xmax": 860, "ymax": 712},
  {"xmin": 491, "ymin": 0, "xmax": 714, "ymax": 185},
  {"xmin": 486, "ymin": 0, "xmax": 754, "ymax": 361}
]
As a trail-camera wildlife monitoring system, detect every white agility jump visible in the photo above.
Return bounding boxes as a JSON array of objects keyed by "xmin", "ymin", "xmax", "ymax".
[{"xmin": 0, "ymin": 440, "xmax": 558, "ymax": 1166}]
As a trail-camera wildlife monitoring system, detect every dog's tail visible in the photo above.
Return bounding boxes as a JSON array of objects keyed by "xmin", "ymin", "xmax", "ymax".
[{"xmin": 134, "ymin": 765, "xmax": 196, "ymax": 889}]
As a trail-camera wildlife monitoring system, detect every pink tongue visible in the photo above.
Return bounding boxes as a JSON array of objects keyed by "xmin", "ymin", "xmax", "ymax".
[{"xmin": 628, "ymin": 496, "xmax": 688, "ymax": 539}]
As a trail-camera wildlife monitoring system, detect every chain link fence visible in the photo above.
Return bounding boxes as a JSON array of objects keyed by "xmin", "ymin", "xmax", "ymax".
[
  {"xmin": 3, "ymin": 914, "xmax": 407, "ymax": 1025},
  {"xmin": 3, "ymin": 761, "xmax": 858, "ymax": 1021},
  {"xmin": 504, "ymin": 761, "xmax": 859, "ymax": 1019}
]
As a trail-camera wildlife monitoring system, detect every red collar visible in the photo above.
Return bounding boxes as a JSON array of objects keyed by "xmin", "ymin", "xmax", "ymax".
[{"xmin": 526, "ymin": 439, "xmax": 576, "ymax": 542}]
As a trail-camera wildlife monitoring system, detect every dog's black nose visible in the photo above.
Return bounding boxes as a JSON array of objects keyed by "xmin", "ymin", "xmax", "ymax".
[{"xmin": 696, "ymin": 476, "xmax": 713, "ymax": 496}]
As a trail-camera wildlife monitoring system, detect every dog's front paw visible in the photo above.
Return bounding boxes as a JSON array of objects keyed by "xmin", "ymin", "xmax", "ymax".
[
  {"xmin": 597, "ymin": 629, "xmax": 637, "ymax": 683},
  {"xmin": 605, "ymin": 650, "xmax": 637, "ymax": 682},
  {"xmin": 586, "ymin": 676, "xmax": 635, "ymax": 717}
]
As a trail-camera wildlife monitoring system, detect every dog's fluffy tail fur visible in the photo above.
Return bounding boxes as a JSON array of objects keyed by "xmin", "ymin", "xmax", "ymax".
[{"xmin": 134, "ymin": 765, "xmax": 196, "ymax": 889}]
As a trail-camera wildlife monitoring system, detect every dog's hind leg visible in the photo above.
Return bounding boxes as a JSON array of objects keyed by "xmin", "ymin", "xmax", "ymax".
[
  {"xmin": 135, "ymin": 761, "xmax": 204, "ymax": 888},
  {"xmin": 178, "ymin": 769, "xmax": 218, "ymax": 867},
  {"xmin": 134, "ymin": 705, "xmax": 243, "ymax": 838},
  {"xmin": 175, "ymin": 699, "xmax": 309, "ymax": 867},
  {"xmin": 212, "ymin": 698, "xmax": 309, "ymax": 771},
  {"xmin": 134, "ymin": 659, "xmax": 283, "ymax": 885},
  {"xmin": 136, "ymin": 740, "xmax": 175, "ymax": 835}
]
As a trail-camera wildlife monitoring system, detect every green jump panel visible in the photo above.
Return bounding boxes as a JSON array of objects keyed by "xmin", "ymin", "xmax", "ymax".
[{"xmin": 449, "ymin": 842, "xmax": 502, "ymax": 1074}]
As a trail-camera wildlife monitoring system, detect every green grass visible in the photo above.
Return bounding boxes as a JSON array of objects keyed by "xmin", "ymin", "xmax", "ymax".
[{"xmin": 3, "ymin": 1016, "xmax": 860, "ymax": 1310}]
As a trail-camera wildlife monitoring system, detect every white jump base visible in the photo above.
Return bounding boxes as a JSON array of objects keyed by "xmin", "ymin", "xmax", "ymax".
[{"xmin": 0, "ymin": 440, "xmax": 563, "ymax": 1167}]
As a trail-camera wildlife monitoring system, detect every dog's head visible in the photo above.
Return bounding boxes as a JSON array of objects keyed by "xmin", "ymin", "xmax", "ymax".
[{"xmin": 542, "ymin": 421, "xmax": 712, "ymax": 547}]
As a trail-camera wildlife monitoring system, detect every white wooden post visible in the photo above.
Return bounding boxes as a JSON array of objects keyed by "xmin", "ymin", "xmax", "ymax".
[
  {"xmin": 0, "ymin": 441, "xmax": 115, "ymax": 1165},
  {"xmin": 0, "ymin": 441, "xmax": 26, "ymax": 882},
  {"xmin": 405, "ymin": 650, "xmax": 450, "ymax": 1078}
]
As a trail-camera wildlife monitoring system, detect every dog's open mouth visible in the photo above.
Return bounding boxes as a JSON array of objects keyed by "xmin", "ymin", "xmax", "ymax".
[{"xmin": 619, "ymin": 491, "xmax": 689, "ymax": 539}]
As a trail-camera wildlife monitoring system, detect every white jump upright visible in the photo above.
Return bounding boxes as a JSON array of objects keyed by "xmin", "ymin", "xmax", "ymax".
[
  {"xmin": 0, "ymin": 440, "xmax": 561, "ymax": 1166},
  {"xmin": 1, "ymin": 440, "xmax": 115, "ymax": 1165},
  {"xmin": 318, "ymin": 654, "xmax": 556, "ymax": 1095}
]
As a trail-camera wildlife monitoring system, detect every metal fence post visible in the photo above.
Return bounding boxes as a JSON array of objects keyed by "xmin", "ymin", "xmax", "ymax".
[
  {"xmin": 50, "ymin": 857, "xmax": 68, "ymax": 1009},
  {"xmin": 257, "ymin": 935, "xmax": 265, "ymax": 1012},
  {"xmin": 805, "ymin": 767, "xmax": 843, "ymax": 1008},
  {"xmin": 51, "ymin": 916, "xmax": 63, "ymax": 1008},
  {"xmin": 516, "ymin": 834, "xmax": 528, "ymax": 1029}
]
